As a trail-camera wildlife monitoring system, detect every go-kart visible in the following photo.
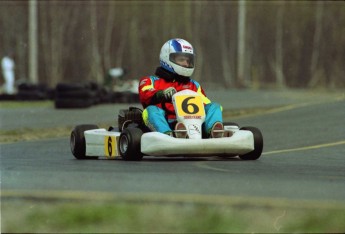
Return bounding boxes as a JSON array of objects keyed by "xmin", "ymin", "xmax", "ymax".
[{"xmin": 70, "ymin": 90, "xmax": 263, "ymax": 161}]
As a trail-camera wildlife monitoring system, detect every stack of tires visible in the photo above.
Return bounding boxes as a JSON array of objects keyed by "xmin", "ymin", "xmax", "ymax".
[
  {"xmin": 55, "ymin": 82, "xmax": 96, "ymax": 109},
  {"xmin": 55, "ymin": 81, "xmax": 143, "ymax": 108},
  {"xmin": 111, "ymin": 91, "xmax": 139, "ymax": 104},
  {"xmin": 0, "ymin": 93, "xmax": 17, "ymax": 100},
  {"xmin": 17, "ymin": 83, "xmax": 54, "ymax": 101},
  {"xmin": 89, "ymin": 81, "xmax": 112, "ymax": 104}
]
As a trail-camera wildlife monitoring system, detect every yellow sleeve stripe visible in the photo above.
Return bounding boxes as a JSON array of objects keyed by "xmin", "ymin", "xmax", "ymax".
[
  {"xmin": 141, "ymin": 85, "xmax": 154, "ymax": 92},
  {"xmin": 140, "ymin": 76, "xmax": 155, "ymax": 92}
]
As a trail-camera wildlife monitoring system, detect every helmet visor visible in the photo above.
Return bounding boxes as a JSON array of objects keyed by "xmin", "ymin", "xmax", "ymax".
[{"xmin": 169, "ymin": 53, "xmax": 194, "ymax": 69}]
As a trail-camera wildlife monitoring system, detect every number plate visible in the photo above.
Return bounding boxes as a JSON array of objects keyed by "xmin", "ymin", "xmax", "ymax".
[
  {"xmin": 104, "ymin": 136, "xmax": 117, "ymax": 158},
  {"xmin": 174, "ymin": 95, "xmax": 205, "ymax": 118}
]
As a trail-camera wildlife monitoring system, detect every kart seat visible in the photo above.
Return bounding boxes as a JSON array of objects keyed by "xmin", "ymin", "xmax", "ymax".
[{"xmin": 118, "ymin": 106, "xmax": 144, "ymax": 131}]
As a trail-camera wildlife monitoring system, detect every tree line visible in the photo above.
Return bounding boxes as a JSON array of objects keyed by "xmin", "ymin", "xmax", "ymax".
[{"xmin": 1, "ymin": 0, "xmax": 344, "ymax": 89}]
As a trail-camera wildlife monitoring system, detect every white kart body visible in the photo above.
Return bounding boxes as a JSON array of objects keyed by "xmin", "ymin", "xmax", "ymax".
[
  {"xmin": 84, "ymin": 127, "xmax": 254, "ymax": 158},
  {"xmin": 83, "ymin": 90, "xmax": 255, "ymax": 159}
]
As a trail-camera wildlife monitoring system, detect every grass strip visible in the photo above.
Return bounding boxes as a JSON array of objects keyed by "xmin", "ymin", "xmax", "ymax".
[
  {"xmin": 0, "ymin": 126, "xmax": 73, "ymax": 143},
  {"xmin": 2, "ymin": 191, "xmax": 345, "ymax": 233},
  {"xmin": 0, "ymin": 100, "xmax": 53, "ymax": 108},
  {"xmin": 0, "ymin": 123, "xmax": 112, "ymax": 144}
]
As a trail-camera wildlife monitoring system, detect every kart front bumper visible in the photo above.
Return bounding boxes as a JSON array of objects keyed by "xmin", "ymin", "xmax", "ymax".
[{"xmin": 141, "ymin": 131, "xmax": 254, "ymax": 156}]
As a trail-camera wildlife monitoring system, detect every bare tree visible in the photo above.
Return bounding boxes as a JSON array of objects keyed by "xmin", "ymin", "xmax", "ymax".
[
  {"xmin": 191, "ymin": 1, "xmax": 204, "ymax": 83},
  {"xmin": 0, "ymin": 1, "xmax": 28, "ymax": 83},
  {"xmin": 103, "ymin": 2, "xmax": 116, "ymax": 72},
  {"xmin": 49, "ymin": 2, "xmax": 68, "ymax": 85},
  {"xmin": 89, "ymin": 0, "xmax": 103, "ymax": 83},
  {"xmin": 28, "ymin": 0, "xmax": 38, "ymax": 84},
  {"xmin": 237, "ymin": 0, "xmax": 247, "ymax": 87},
  {"xmin": 162, "ymin": 2, "xmax": 173, "ymax": 40},
  {"xmin": 128, "ymin": 2, "xmax": 140, "ymax": 78},
  {"xmin": 217, "ymin": 2, "xmax": 233, "ymax": 87},
  {"xmin": 308, "ymin": 1, "xmax": 324, "ymax": 88},
  {"xmin": 271, "ymin": 2, "xmax": 286, "ymax": 88},
  {"xmin": 2, "ymin": 1, "xmax": 345, "ymax": 89}
]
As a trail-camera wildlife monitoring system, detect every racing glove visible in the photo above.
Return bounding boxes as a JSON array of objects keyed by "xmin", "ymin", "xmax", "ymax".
[
  {"xmin": 162, "ymin": 87, "xmax": 177, "ymax": 100},
  {"xmin": 154, "ymin": 87, "xmax": 177, "ymax": 102}
]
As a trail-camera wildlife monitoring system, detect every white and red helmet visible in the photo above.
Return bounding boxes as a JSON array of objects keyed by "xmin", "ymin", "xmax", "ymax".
[{"xmin": 159, "ymin": 38, "xmax": 195, "ymax": 77}]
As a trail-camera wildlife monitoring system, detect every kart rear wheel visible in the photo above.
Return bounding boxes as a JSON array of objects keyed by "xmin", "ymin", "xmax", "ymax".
[
  {"xmin": 119, "ymin": 128, "xmax": 144, "ymax": 161},
  {"xmin": 70, "ymin": 124, "xmax": 99, "ymax": 159},
  {"xmin": 239, "ymin": 127, "xmax": 263, "ymax": 160}
]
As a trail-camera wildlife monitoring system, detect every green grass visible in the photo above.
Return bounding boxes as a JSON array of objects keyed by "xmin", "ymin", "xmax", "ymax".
[
  {"xmin": 0, "ymin": 100, "xmax": 53, "ymax": 108},
  {"xmin": 2, "ymin": 198, "xmax": 345, "ymax": 233},
  {"xmin": 0, "ymin": 123, "xmax": 112, "ymax": 143},
  {"xmin": 0, "ymin": 127, "xmax": 72, "ymax": 143}
]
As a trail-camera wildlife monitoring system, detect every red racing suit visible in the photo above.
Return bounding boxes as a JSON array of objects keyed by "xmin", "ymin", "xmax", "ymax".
[{"xmin": 138, "ymin": 75, "xmax": 211, "ymax": 120}]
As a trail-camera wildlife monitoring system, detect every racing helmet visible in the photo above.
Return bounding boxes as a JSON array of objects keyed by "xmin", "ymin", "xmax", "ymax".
[{"xmin": 159, "ymin": 38, "xmax": 195, "ymax": 77}]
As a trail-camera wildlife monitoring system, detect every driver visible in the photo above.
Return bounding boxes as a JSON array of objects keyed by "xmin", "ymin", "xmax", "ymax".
[{"xmin": 138, "ymin": 38, "xmax": 223, "ymax": 138}]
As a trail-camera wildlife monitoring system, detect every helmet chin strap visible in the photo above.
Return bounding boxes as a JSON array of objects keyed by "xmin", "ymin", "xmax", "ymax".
[{"xmin": 155, "ymin": 67, "xmax": 190, "ymax": 84}]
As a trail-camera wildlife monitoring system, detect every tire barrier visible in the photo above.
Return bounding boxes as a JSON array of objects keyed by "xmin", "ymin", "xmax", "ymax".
[
  {"xmin": 0, "ymin": 81, "xmax": 140, "ymax": 108},
  {"xmin": 111, "ymin": 91, "xmax": 139, "ymax": 104},
  {"xmin": 54, "ymin": 81, "xmax": 139, "ymax": 109},
  {"xmin": 16, "ymin": 83, "xmax": 54, "ymax": 101},
  {"xmin": 54, "ymin": 82, "xmax": 97, "ymax": 109},
  {"xmin": 0, "ymin": 93, "xmax": 17, "ymax": 101}
]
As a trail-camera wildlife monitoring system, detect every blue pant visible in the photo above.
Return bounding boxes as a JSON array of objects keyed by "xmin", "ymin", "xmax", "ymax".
[{"xmin": 142, "ymin": 102, "xmax": 223, "ymax": 135}]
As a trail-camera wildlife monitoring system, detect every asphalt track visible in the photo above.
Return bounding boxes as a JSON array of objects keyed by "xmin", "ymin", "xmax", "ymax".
[{"xmin": 1, "ymin": 89, "xmax": 345, "ymax": 204}]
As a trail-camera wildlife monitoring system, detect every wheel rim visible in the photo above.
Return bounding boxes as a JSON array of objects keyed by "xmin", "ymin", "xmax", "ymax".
[
  {"xmin": 70, "ymin": 133, "xmax": 76, "ymax": 154},
  {"xmin": 119, "ymin": 135, "xmax": 129, "ymax": 154}
]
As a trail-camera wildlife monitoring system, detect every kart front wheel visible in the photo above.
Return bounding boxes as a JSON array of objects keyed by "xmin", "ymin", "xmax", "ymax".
[
  {"xmin": 70, "ymin": 124, "xmax": 99, "ymax": 159},
  {"xmin": 119, "ymin": 128, "xmax": 143, "ymax": 161},
  {"xmin": 239, "ymin": 127, "xmax": 263, "ymax": 160}
]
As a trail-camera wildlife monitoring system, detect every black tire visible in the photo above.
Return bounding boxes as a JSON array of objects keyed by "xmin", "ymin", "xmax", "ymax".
[
  {"xmin": 17, "ymin": 83, "xmax": 38, "ymax": 91},
  {"xmin": 17, "ymin": 90, "xmax": 47, "ymax": 100},
  {"xmin": 239, "ymin": 127, "xmax": 263, "ymax": 160},
  {"xmin": 47, "ymin": 88, "xmax": 56, "ymax": 100},
  {"xmin": 111, "ymin": 91, "xmax": 131, "ymax": 103},
  {"xmin": 119, "ymin": 128, "xmax": 143, "ymax": 161},
  {"xmin": 55, "ymin": 89, "xmax": 95, "ymax": 99},
  {"xmin": 70, "ymin": 124, "xmax": 99, "ymax": 159},
  {"xmin": 127, "ymin": 93, "xmax": 139, "ymax": 103},
  {"xmin": 99, "ymin": 87, "xmax": 112, "ymax": 103},
  {"xmin": 56, "ymin": 83, "xmax": 88, "ymax": 92},
  {"xmin": 54, "ymin": 98, "xmax": 93, "ymax": 108},
  {"xmin": 0, "ymin": 94, "xmax": 17, "ymax": 101}
]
